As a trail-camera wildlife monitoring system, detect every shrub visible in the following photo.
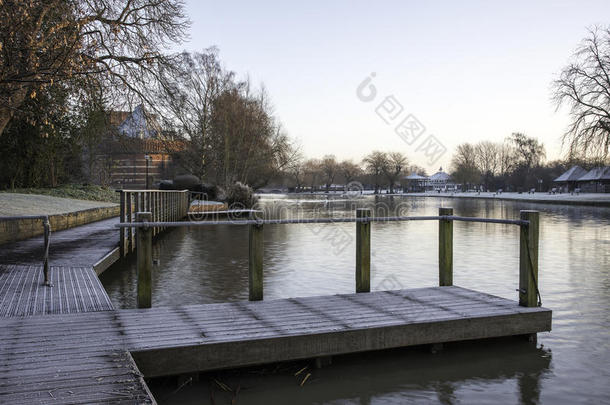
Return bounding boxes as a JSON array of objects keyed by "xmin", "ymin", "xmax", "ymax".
[{"xmin": 224, "ymin": 182, "xmax": 257, "ymax": 208}]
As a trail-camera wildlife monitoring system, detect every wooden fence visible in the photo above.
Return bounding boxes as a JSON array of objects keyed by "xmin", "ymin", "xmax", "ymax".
[
  {"xmin": 118, "ymin": 190, "xmax": 190, "ymax": 257},
  {"xmin": 119, "ymin": 208, "xmax": 541, "ymax": 310}
]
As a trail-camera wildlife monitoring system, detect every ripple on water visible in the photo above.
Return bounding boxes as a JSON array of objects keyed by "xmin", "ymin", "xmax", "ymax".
[{"xmin": 100, "ymin": 195, "xmax": 610, "ymax": 404}]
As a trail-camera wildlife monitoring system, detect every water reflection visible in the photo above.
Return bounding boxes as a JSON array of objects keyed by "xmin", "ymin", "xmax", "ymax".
[
  {"xmin": 150, "ymin": 339, "xmax": 551, "ymax": 405},
  {"xmin": 101, "ymin": 195, "xmax": 610, "ymax": 404}
]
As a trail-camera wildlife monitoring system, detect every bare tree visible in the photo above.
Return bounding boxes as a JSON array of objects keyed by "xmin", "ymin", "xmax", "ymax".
[
  {"xmin": 498, "ymin": 142, "xmax": 517, "ymax": 177},
  {"xmin": 382, "ymin": 152, "xmax": 408, "ymax": 193},
  {"xmin": 508, "ymin": 132, "xmax": 546, "ymax": 169},
  {"xmin": 0, "ymin": 0, "xmax": 188, "ymax": 135},
  {"xmin": 451, "ymin": 143, "xmax": 481, "ymax": 188},
  {"xmin": 320, "ymin": 155, "xmax": 339, "ymax": 192},
  {"xmin": 153, "ymin": 50, "xmax": 298, "ymax": 189},
  {"xmin": 474, "ymin": 141, "xmax": 501, "ymax": 190},
  {"xmin": 155, "ymin": 50, "xmax": 231, "ymax": 180},
  {"xmin": 362, "ymin": 151, "xmax": 387, "ymax": 193},
  {"xmin": 287, "ymin": 158, "xmax": 305, "ymax": 192},
  {"xmin": 338, "ymin": 160, "xmax": 361, "ymax": 185},
  {"xmin": 474, "ymin": 141, "xmax": 500, "ymax": 176},
  {"xmin": 406, "ymin": 165, "xmax": 428, "ymax": 176},
  {"xmin": 304, "ymin": 158, "xmax": 322, "ymax": 192},
  {"xmin": 553, "ymin": 26, "xmax": 610, "ymax": 161}
]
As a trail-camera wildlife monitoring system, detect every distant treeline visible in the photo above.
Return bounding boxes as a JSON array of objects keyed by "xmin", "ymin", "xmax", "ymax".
[{"xmin": 275, "ymin": 135, "xmax": 605, "ymax": 193}]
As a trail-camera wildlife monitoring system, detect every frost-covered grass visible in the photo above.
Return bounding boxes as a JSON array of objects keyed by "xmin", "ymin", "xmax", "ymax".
[
  {"xmin": 0, "ymin": 186, "xmax": 118, "ymax": 216},
  {"xmin": 1, "ymin": 184, "xmax": 119, "ymax": 203}
]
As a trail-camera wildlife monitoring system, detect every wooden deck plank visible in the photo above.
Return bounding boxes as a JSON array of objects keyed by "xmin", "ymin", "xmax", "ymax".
[
  {"xmin": 0, "ymin": 265, "xmax": 114, "ymax": 317},
  {"xmin": 0, "ymin": 286, "xmax": 551, "ymax": 404},
  {"xmin": 0, "ymin": 217, "xmax": 119, "ymax": 268},
  {"xmin": 0, "ymin": 300, "xmax": 515, "ymax": 341},
  {"xmin": 0, "ymin": 294, "xmax": 531, "ymax": 344},
  {"xmin": 0, "ymin": 286, "xmax": 514, "ymax": 328}
]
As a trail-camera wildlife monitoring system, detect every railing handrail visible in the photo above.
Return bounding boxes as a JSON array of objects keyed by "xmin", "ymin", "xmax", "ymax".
[
  {"xmin": 130, "ymin": 208, "xmax": 541, "ymax": 310},
  {"xmin": 115, "ymin": 215, "xmax": 530, "ymax": 228},
  {"xmin": 0, "ymin": 214, "xmax": 52, "ymax": 285},
  {"xmin": 116, "ymin": 189, "xmax": 189, "ymax": 193}
]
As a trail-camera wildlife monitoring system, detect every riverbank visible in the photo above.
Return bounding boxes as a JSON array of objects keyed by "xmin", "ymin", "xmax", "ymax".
[
  {"xmin": 413, "ymin": 191, "xmax": 610, "ymax": 207},
  {"xmin": 1, "ymin": 184, "xmax": 119, "ymax": 203},
  {"xmin": 0, "ymin": 192, "xmax": 118, "ymax": 216},
  {"xmin": 0, "ymin": 193, "xmax": 119, "ymax": 244},
  {"xmin": 268, "ymin": 191, "xmax": 610, "ymax": 207}
]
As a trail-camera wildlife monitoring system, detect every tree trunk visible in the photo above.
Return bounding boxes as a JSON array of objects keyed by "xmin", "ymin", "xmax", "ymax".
[
  {"xmin": 0, "ymin": 87, "xmax": 29, "ymax": 136},
  {"xmin": 0, "ymin": 108, "xmax": 13, "ymax": 136}
]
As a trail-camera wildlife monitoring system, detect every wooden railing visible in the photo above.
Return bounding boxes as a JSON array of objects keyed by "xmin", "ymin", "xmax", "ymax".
[
  {"xmin": 118, "ymin": 208, "xmax": 540, "ymax": 310},
  {"xmin": 117, "ymin": 190, "xmax": 190, "ymax": 257}
]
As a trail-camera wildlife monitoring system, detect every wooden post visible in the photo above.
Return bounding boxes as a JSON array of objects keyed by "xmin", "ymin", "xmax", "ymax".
[
  {"xmin": 249, "ymin": 213, "xmax": 264, "ymax": 301},
  {"xmin": 439, "ymin": 207, "xmax": 453, "ymax": 286},
  {"xmin": 184, "ymin": 192, "xmax": 188, "ymax": 217},
  {"xmin": 163, "ymin": 192, "xmax": 167, "ymax": 230},
  {"xmin": 137, "ymin": 212, "xmax": 153, "ymax": 308},
  {"xmin": 126, "ymin": 192, "xmax": 133, "ymax": 251},
  {"xmin": 153, "ymin": 192, "xmax": 158, "ymax": 236},
  {"xmin": 172, "ymin": 193, "xmax": 176, "ymax": 221},
  {"xmin": 519, "ymin": 210, "xmax": 540, "ymax": 307},
  {"xmin": 179, "ymin": 192, "xmax": 182, "ymax": 218},
  {"xmin": 133, "ymin": 193, "xmax": 140, "ymax": 252},
  {"xmin": 356, "ymin": 208, "xmax": 371, "ymax": 293},
  {"xmin": 119, "ymin": 191, "xmax": 126, "ymax": 257}
]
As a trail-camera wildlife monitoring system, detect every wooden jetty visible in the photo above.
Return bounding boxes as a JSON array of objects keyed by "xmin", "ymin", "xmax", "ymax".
[
  {"xmin": 0, "ymin": 286, "xmax": 551, "ymax": 404},
  {"xmin": 0, "ymin": 208, "xmax": 553, "ymax": 404},
  {"xmin": 0, "ymin": 264, "xmax": 113, "ymax": 317},
  {"xmin": 0, "ymin": 217, "xmax": 119, "ymax": 269}
]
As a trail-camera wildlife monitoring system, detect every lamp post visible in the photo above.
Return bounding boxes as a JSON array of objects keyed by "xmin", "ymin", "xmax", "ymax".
[{"xmin": 145, "ymin": 154, "xmax": 151, "ymax": 189}]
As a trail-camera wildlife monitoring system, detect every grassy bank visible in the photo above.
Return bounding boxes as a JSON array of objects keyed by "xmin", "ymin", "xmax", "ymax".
[{"xmin": 0, "ymin": 184, "xmax": 119, "ymax": 203}]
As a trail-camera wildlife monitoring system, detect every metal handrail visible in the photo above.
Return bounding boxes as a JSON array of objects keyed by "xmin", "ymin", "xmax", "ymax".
[
  {"xmin": 115, "ymin": 215, "xmax": 529, "ymax": 228},
  {"xmin": 0, "ymin": 215, "xmax": 52, "ymax": 286},
  {"xmin": 115, "ymin": 189, "xmax": 190, "ymax": 193}
]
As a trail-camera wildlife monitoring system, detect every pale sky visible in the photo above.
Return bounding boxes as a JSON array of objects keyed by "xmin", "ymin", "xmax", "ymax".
[{"xmin": 179, "ymin": 0, "xmax": 609, "ymax": 172}]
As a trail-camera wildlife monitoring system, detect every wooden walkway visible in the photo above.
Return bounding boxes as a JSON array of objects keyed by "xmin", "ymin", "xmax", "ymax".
[
  {"xmin": 0, "ymin": 217, "xmax": 119, "ymax": 268},
  {"xmin": 0, "ymin": 218, "xmax": 154, "ymax": 403},
  {"xmin": 0, "ymin": 265, "xmax": 114, "ymax": 317},
  {"xmin": 0, "ymin": 286, "xmax": 551, "ymax": 403}
]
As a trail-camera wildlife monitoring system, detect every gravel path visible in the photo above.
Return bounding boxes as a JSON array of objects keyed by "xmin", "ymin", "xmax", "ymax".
[{"xmin": 0, "ymin": 193, "xmax": 117, "ymax": 216}]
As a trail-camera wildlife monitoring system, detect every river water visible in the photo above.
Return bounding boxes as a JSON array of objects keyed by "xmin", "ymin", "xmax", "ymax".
[{"xmin": 100, "ymin": 195, "xmax": 610, "ymax": 404}]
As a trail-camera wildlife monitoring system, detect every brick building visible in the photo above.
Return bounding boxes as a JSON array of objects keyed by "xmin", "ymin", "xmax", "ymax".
[{"xmin": 91, "ymin": 105, "xmax": 185, "ymax": 189}]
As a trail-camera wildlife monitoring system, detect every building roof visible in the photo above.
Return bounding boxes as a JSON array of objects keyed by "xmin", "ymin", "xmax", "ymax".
[
  {"xmin": 404, "ymin": 172, "xmax": 427, "ymax": 180},
  {"xmin": 117, "ymin": 105, "xmax": 162, "ymax": 139},
  {"xmin": 577, "ymin": 166, "xmax": 610, "ymax": 181},
  {"xmin": 554, "ymin": 165, "xmax": 588, "ymax": 182},
  {"xmin": 429, "ymin": 169, "xmax": 451, "ymax": 181}
]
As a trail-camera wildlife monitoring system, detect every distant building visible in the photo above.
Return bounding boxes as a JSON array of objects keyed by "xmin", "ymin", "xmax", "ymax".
[
  {"xmin": 576, "ymin": 167, "xmax": 610, "ymax": 193},
  {"xmin": 553, "ymin": 165, "xmax": 610, "ymax": 193},
  {"xmin": 401, "ymin": 167, "xmax": 455, "ymax": 192},
  {"xmin": 553, "ymin": 165, "xmax": 588, "ymax": 192},
  {"xmin": 105, "ymin": 138, "xmax": 182, "ymax": 189},
  {"xmin": 402, "ymin": 172, "xmax": 427, "ymax": 192},
  {"xmin": 116, "ymin": 105, "xmax": 162, "ymax": 139},
  {"xmin": 427, "ymin": 167, "xmax": 455, "ymax": 191},
  {"xmin": 90, "ymin": 105, "xmax": 184, "ymax": 189}
]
